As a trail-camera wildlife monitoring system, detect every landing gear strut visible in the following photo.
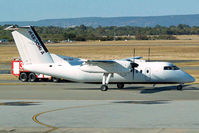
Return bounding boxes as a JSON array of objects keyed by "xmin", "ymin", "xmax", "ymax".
[{"xmin": 100, "ymin": 73, "xmax": 112, "ymax": 91}]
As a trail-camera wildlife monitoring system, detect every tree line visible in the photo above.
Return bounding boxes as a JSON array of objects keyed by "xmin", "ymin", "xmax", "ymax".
[{"xmin": 0, "ymin": 24, "xmax": 199, "ymax": 42}]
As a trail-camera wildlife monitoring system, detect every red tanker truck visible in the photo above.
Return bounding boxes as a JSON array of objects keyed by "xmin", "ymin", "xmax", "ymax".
[{"xmin": 11, "ymin": 58, "xmax": 60, "ymax": 82}]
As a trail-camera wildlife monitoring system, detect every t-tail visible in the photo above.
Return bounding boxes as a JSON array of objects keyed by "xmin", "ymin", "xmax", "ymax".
[{"xmin": 6, "ymin": 26, "xmax": 53, "ymax": 65}]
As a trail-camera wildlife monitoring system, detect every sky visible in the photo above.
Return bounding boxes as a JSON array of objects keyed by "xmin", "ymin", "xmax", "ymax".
[{"xmin": 0, "ymin": 0, "xmax": 199, "ymax": 21}]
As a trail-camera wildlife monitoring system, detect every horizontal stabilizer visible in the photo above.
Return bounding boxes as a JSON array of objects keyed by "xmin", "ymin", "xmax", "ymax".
[{"xmin": 121, "ymin": 56, "xmax": 142, "ymax": 61}]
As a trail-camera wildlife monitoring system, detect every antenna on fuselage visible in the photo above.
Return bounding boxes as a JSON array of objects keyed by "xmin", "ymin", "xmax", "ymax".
[{"xmin": 148, "ymin": 48, "xmax": 151, "ymax": 62}]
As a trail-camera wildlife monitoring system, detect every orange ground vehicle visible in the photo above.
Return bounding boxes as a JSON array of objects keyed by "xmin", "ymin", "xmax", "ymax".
[{"xmin": 11, "ymin": 58, "xmax": 60, "ymax": 82}]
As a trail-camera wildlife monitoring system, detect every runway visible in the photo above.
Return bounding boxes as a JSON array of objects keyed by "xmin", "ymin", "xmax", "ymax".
[
  {"xmin": 1, "ymin": 80, "xmax": 199, "ymax": 100},
  {"xmin": 1, "ymin": 80, "xmax": 199, "ymax": 133}
]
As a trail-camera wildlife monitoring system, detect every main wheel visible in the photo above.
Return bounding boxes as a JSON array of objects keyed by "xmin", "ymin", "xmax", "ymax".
[
  {"xmin": 52, "ymin": 77, "xmax": 60, "ymax": 82},
  {"xmin": 117, "ymin": 83, "xmax": 124, "ymax": 89},
  {"xmin": 101, "ymin": 85, "xmax": 108, "ymax": 91},
  {"xmin": 19, "ymin": 72, "xmax": 28, "ymax": 82},
  {"xmin": 29, "ymin": 73, "xmax": 37, "ymax": 82},
  {"xmin": 177, "ymin": 85, "xmax": 183, "ymax": 90}
]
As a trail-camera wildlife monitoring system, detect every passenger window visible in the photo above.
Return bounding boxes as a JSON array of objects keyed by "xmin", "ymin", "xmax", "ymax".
[
  {"xmin": 146, "ymin": 70, "xmax": 149, "ymax": 73},
  {"xmin": 140, "ymin": 70, "xmax": 142, "ymax": 73}
]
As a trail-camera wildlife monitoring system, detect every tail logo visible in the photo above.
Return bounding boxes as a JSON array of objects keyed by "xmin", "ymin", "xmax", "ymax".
[{"xmin": 28, "ymin": 30, "xmax": 45, "ymax": 55}]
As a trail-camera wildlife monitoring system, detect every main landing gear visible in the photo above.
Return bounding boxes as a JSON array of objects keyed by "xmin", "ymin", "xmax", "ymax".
[
  {"xmin": 117, "ymin": 83, "xmax": 124, "ymax": 89},
  {"xmin": 101, "ymin": 85, "xmax": 109, "ymax": 91},
  {"xmin": 100, "ymin": 73, "xmax": 112, "ymax": 91},
  {"xmin": 177, "ymin": 84, "xmax": 183, "ymax": 90},
  {"xmin": 100, "ymin": 73, "xmax": 125, "ymax": 91}
]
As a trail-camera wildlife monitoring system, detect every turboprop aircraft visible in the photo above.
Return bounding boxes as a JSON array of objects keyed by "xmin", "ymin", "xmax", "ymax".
[{"xmin": 6, "ymin": 26, "xmax": 195, "ymax": 91}]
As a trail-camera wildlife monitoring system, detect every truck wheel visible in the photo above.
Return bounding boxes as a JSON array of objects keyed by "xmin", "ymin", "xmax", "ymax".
[
  {"xmin": 52, "ymin": 77, "xmax": 60, "ymax": 82},
  {"xmin": 19, "ymin": 73, "xmax": 28, "ymax": 82},
  {"xmin": 29, "ymin": 73, "xmax": 37, "ymax": 82}
]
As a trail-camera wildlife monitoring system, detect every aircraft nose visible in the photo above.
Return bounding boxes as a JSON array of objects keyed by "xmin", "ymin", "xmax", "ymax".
[{"xmin": 184, "ymin": 73, "xmax": 195, "ymax": 83}]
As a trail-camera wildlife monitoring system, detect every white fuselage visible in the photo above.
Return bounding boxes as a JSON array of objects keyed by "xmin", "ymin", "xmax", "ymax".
[{"xmin": 24, "ymin": 54, "xmax": 195, "ymax": 84}]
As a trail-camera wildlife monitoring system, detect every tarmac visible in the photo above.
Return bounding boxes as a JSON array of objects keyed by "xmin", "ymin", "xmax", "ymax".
[{"xmin": 1, "ymin": 80, "xmax": 199, "ymax": 133}]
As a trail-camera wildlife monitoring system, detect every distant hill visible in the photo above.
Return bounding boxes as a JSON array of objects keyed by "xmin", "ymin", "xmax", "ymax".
[{"xmin": 1, "ymin": 14, "xmax": 199, "ymax": 27}]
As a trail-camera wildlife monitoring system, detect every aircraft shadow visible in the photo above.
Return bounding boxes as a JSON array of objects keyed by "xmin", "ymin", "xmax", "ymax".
[
  {"xmin": 64, "ymin": 84, "xmax": 199, "ymax": 93},
  {"xmin": 64, "ymin": 86, "xmax": 144, "ymax": 91},
  {"xmin": 140, "ymin": 85, "xmax": 193, "ymax": 94},
  {"xmin": 113, "ymin": 100, "xmax": 170, "ymax": 104},
  {"xmin": 0, "ymin": 101, "xmax": 40, "ymax": 106},
  {"xmin": 110, "ymin": 86, "xmax": 144, "ymax": 91}
]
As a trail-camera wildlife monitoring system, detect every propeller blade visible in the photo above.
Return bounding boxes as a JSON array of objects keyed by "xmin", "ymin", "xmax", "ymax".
[{"xmin": 130, "ymin": 62, "xmax": 138, "ymax": 80}]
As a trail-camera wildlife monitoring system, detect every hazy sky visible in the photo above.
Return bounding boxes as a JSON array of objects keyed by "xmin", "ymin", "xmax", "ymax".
[{"xmin": 1, "ymin": 0, "xmax": 199, "ymax": 21}]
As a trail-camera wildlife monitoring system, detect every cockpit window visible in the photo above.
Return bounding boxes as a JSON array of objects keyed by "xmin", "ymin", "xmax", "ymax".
[{"xmin": 164, "ymin": 66, "xmax": 179, "ymax": 70}]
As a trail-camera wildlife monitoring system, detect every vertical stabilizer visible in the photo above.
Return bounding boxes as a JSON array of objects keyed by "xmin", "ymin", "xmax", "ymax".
[{"xmin": 10, "ymin": 26, "xmax": 53, "ymax": 64}]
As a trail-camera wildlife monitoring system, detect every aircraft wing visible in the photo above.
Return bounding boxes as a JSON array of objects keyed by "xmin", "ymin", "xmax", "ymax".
[
  {"xmin": 85, "ymin": 60, "xmax": 115, "ymax": 65},
  {"xmin": 80, "ymin": 60, "xmax": 130, "ymax": 73}
]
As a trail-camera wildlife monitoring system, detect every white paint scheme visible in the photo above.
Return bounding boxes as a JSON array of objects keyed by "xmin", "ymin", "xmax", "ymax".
[
  {"xmin": 8, "ymin": 26, "xmax": 195, "ymax": 90},
  {"xmin": 11, "ymin": 27, "xmax": 53, "ymax": 65},
  {"xmin": 37, "ymin": 74, "xmax": 51, "ymax": 78}
]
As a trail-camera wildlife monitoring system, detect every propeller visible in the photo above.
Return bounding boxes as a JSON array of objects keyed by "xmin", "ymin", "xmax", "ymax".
[
  {"xmin": 127, "ymin": 48, "xmax": 139, "ymax": 80},
  {"xmin": 131, "ymin": 62, "xmax": 139, "ymax": 80},
  {"xmin": 148, "ymin": 48, "xmax": 151, "ymax": 62}
]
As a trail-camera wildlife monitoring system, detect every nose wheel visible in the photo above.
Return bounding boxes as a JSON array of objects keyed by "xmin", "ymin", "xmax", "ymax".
[{"xmin": 177, "ymin": 85, "xmax": 183, "ymax": 90}]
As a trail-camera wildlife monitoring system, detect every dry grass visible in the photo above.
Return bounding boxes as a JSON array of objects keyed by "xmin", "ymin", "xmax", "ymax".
[
  {"xmin": 1, "ymin": 40, "xmax": 199, "ymax": 63},
  {"xmin": 175, "ymin": 35, "xmax": 199, "ymax": 40},
  {"xmin": 0, "ymin": 46, "xmax": 19, "ymax": 64},
  {"xmin": 48, "ymin": 44, "xmax": 199, "ymax": 61},
  {"xmin": 47, "ymin": 40, "xmax": 199, "ymax": 61},
  {"xmin": 175, "ymin": 62, "xmax": 199, "ymax": 67},
  {"xmin": 50, "ymin": 39, "xmax": 199, "ymax": 46},
  {"xmin": 0, "ymin": 74, "xmax": 18, "ymax": 80}
]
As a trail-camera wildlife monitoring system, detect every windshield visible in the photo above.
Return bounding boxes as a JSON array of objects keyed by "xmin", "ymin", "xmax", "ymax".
[{"xmin": 164, "ymin": 66, "xmax": 179, "ymax": 70}]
